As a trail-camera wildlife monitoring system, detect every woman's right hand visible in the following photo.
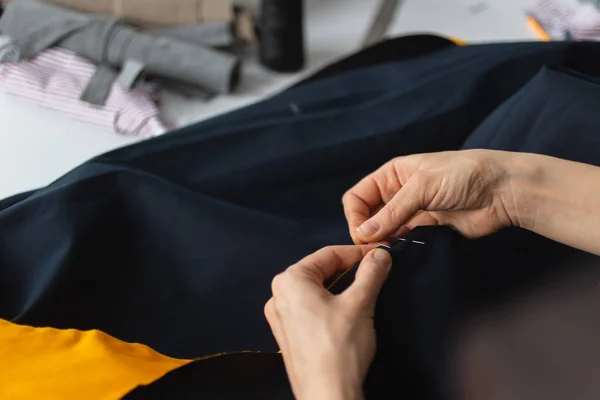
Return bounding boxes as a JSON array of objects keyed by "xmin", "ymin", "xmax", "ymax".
[{"xmin": 342, "ymin": 150, "xmax": 523, "ymax": 244}]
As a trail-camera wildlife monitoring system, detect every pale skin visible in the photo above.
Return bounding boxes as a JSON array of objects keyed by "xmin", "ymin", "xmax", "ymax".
[{"xmin": 265, "ymin": 149, "xmax": 600, "ymax": 400}]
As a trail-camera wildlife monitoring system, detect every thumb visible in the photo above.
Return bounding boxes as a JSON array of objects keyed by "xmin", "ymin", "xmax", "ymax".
[
  {"xmin": 341, "ymin": 249, "xmax": 392, "ymax": 312},
  {"xmin": 356, "ymin": 176, "xmax": 426, "ymax": 243}
]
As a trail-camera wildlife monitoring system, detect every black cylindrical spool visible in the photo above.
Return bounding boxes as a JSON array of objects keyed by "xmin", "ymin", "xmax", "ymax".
[{"xmin": 259, "ymin": 0, "xmax": 305, "ymax": 72}]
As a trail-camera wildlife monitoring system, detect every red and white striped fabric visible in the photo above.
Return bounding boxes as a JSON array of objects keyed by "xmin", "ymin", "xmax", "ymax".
[
  {"xmin": 0, "ymin": 48, "xmax": 169, "ymax": 138},
  {"xmin": 529, "ymin": 0, "xmax": 600, "ymax": 41}
]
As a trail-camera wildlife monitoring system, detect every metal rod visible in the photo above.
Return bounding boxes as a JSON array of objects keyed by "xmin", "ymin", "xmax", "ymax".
[{"xmin": 362, "ymin": 0, "xmax": 404, "ymax": 48}]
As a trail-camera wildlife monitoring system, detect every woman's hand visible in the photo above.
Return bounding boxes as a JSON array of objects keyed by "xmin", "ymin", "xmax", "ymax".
[
  {"xmin": 265, "ymin": 246, "xmax": 392, "ymax": 400},
  {"xmin": 342, "ymin": 150, "xmax": 520, "ymax": 244}
]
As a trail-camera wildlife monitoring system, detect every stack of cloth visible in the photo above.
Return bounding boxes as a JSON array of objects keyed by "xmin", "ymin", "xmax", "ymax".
[
  {"xmin": 528, "ymin": 0, "xmax": 600, "ymax": 41},
  {"xmin": 0, "ymin": 48, "xmax": 169, "ymax": 137},
  {"xmin": 0, "ymin": 0, "xmax": 254, "ymax": 137}
]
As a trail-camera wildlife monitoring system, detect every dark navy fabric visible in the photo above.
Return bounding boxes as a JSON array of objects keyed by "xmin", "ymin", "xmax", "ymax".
[
  {"xmin": 2, "ymin": 37, "xmax": 600, "ymax": 399},
  {"xmin": 125, "ymin": 353, "xmax": 293, "ymax": 400}
]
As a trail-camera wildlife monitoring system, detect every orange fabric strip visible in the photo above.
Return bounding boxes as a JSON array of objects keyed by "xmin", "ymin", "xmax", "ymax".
[
  {"xmin": 527, "ymin": 16, "xmax": 552, "ymax": 42},
  {"xmin": 0, "ymin": 319, "xmax": 191, "ymax": 400},
  {"xmin": 449, "ymin": 36, "xmax": 468, "ymax": 46}
]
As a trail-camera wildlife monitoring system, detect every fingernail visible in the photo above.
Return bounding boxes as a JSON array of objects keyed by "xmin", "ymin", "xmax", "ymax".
[
  {"xmin": 372, "ymin": 249, "xmax": 392, "ymax": 268},
  {"xmin": 357, "ymin": 219, "xmax": 380, "ymax": 238}
]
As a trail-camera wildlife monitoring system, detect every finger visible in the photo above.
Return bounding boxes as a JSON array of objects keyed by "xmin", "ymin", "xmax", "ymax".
[
  {"xmin": 264, "ymin": 298, "xmax": 286, "ymax": 352},
  {"xmin": 356, "ymin": 175, "xmax": 428, "ymax": 243},
  {"xmin": 412, "ymin": 210, "xmax": 491, "ymax": 239},
  {"xmin": 343, "ymin": 191, "xmax": 374, "ymax": 244},
  {"xmin": 343, "ymin": 161, "xmax": 402, "ymax": 244},
  {"xmin": 388, "ymin": 225, "xmax": 412, "ymax": 241},
  {"xmin": 343, "ymin": 175, "xmax": 385, "ymax": 244},
  {"xmin": 264, "ymin": 298, "xmax": 277, "ymax": 329},
  {"xmin": 341, "ymin": 248, "xmax": 392, "ymax": 312},
  {"xmin": 384, "ymin": 211, "xmax": 438, "ymax": 241},
  {"xmin": 406, "ymin": 211, "xmax": 466, "ymax": 234},
  {"xmin": 287, "ymin": 245, "xmax": 374, "ymax": 284},
  {"xmin": 404, "ymin": 211, "xmax": 441, "ymax": 231},
  {"xmin": 264, "ymin": 298, "xmax": 284, "ymax": 341}
]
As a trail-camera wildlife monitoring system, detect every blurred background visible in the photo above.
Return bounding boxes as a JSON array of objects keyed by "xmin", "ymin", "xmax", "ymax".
[{"xmin": 0, "ymin": 0, "xmax": 554, "ymax": 198}]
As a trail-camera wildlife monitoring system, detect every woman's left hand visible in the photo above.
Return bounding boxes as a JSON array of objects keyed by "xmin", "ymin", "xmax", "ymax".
[{"xmin": 265, "ymin": 246, "xmax": 392, "ymax": 400}]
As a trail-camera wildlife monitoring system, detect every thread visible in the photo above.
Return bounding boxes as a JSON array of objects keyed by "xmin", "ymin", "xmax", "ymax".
[
  {"xmin": 258, "ymin": 0, "xmax": 305, "ymax": 72},
  {"xmin": 377, "ymin": 238, "xmax": 426, "ymax": 248}
]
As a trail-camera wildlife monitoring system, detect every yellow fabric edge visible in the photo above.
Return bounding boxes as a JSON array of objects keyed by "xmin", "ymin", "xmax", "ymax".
[
  {"xmin": 449, "ymin": 36, "xmax": 468, "ymax": 46},
  {"xmin": 0, "ymin": 319, "xmax": 192, "ymax": 400},
  {"xmin": 527, "ymin": 16, "xmax": 552, "ymax": 42}
]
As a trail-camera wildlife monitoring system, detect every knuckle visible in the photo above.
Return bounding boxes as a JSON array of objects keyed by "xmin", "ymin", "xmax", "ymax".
[
  {"xmin": 316, "ymin": 245, "xmax": 336, "ymax": 260},
  {"xmin": 349, "ymin": 212, "xmax": 367, "ymax": 229},
  {"xmin": 391, "ymin": 156, "xmax": 415, "ymax": 177},
  {"xmin": 322, "ymin": 245, "xmax": 336, "ymax": 254},
  {"xmin": 390, "ymin": 157, "xmax": 405, "ymax": 171},
  {"xmin": 341, "ymin": 190, "xmax": 352, "ymax": 204},
  {"xmin": 409, "ymin": 171, "xmax": 433, "ymax": 205},
  {"xmin": 343, "ymin": 294, "xmax": 367, "ymax": 317},
  {"xmin": 411, "ymin": 170, "xmax": 430, "ymax": 187},
  {"xmin": 271, "ymin": 273, "xmax": 287, "ymax": 295},
  {"xmin": 380, "ymin": 202, "xmax": 399, "ymax": 221},
  {"xmin": 464, "ymin": 159, "xmax": 486, "ymax": 180},
  {"xmin": 264, "ymin": 299, "xmax": 275, "ymax": 320}
]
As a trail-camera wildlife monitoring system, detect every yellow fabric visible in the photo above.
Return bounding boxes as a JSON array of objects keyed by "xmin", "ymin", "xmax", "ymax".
[
  {"xmin": 527, "ymin": 16, "xmax": 551, "ymax": 42},
  {"xmin": 0, "ymin": 319, "xmax": 191, "ymax": 400},
  {"xmin": 448, "ymin": 36, "xmax": 468, "ymax": 46}
]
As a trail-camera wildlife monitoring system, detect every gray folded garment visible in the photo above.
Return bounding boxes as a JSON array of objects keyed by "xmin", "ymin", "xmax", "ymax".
[
  {"xmin": 0, "ymin": 0, "xmax": 240, "ymax": 102},
  {"xmin": 154, "ymin": 22, "xmax": 236, "ymax": 48}
]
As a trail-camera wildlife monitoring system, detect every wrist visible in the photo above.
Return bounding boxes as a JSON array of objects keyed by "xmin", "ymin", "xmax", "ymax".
[
  {"xmin": 499, "ymin": 152, "xmax": 547, "ymax": 231},
  {"xmin": 300, "ymin": 385, "xmax": 363, "ymax": 400},
  {"xmin": 296, "ymin": 373, "xmax": 363, "ymax": 400}
]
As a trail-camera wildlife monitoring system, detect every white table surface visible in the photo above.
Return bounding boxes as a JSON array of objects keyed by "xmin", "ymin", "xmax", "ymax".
[{"xmin": 0, "ymin": 0, "xmax": 538, "ymax": 199}]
